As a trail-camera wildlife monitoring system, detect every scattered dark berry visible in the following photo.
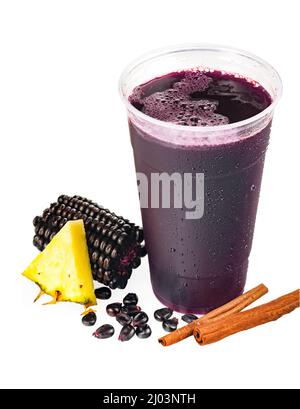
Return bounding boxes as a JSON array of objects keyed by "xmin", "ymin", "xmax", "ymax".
[
  {"xmin": 121, "ymin": 304, "xmax": 141, "ymax": 316},
  {"xmin": 118, "ymin": 324, "xmax": 135, "ymax": 341},
  {"xmin": 95, "ymin": 287, "xmax": 112, "ymax": 300},
  {"xmin": 106, "ymin": 302, "xmax": 122, "ymax": 317},
  {"xmin": 154, "ymin": 307, "xmax": 173, "ymax": 322},
  {"xmin": 162, "ymin": 318, "xmax": 178, "ymax": 332},
  {"xmin": 93, "ymin": 324, "xmax": 115, "ymax": 339},
  {"xmin": 123, "ymin": 293, "xmax": 138, "ymax": 306},
  {"xmin": 132, "ymin": 311, "xmax": 149, "ymax": 327},
  {"xmin": 136, "ymin": 325, "xmax": 152, "ymax": 339},
  {"xmin": 181, "ymin": 313, "xmax": 198, "ymax": 323},
  {"xmin": 116, "ymin": 313, "xmax": 132, "ymax": 326},
  {"xmin": 82, "ymin": 312, "xmax": 97, "ymax": 326}
]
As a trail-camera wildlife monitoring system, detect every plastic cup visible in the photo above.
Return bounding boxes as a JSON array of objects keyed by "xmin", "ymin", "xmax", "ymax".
[{"xmin": 119, "ymin": 44, "xmax": 282, "ymax": 313}]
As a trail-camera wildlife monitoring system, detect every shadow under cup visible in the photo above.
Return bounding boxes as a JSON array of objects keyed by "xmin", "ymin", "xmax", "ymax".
[{"xmin": 120, "ymin": 45, "xmax": 282, "ymax": 314}]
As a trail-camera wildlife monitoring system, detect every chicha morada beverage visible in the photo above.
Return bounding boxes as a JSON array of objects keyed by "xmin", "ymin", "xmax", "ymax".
[{"xmin": 128, "ymin": 69, "xmax": 272, "ymax": 313}]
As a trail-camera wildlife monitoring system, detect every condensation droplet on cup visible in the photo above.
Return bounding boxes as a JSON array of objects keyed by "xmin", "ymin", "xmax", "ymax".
[{"xmin": 251, "ymin": 184, "xmax": 256, "ymax": 191}]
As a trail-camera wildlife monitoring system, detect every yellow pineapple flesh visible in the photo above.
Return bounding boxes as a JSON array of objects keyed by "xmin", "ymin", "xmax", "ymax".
[{"xmin": 23, "ymin": 220, "xmax": 97, "ymax": 307}]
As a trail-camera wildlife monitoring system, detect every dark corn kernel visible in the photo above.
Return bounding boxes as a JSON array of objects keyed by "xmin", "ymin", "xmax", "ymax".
[
  {"xmin": 121, "ymin": 305, "xmax": 141, "ymax": 317},
  {"xmin": 136, "ymin": 228, "xmax": 144, "ymax": 243},
  {"xmin": 91, "ymin": 251, "xmax": 100, "ymax": 263},
  {"xmin": 82, "ymin": 312, "xmax": 97, "ymax": 326},
  {"xmin": 94, "ymin": 287, "xmax": 112, "ymax": 300},
  {"xmin": 38, "ymin": 227, "xmax": 45, "ymax": 236},
  {"xmin": 44, "ymin": 228, "xmax": 52, "ymax": 239},
  {"xmin": 93, "ymin": 238, "xmax": 100, "ymax": 249},
  {"xmin": 132, "ymin": 312, "xmax": 148, "ymax": 327},
  {"xmin": 93, "ymin": 324, "xmax": 114, "ymax": 339},
  {"xmin": 117, "ymin": 233, "xmax": 128, "ymax": 246},
  {"xmin": 103, "ymin": 270, "xmax": 112, "ymax": 282},
  {"xmin": 103, "ymin": 258, "xmax": 110, "ymax": 270},
  {"xmin": 106, "ymin": 302, "xmax": 122, "ymax": 317},
  {"xmin": 136, "ymin": 325, "xmax": 152, "ymax": 339},
  {"xmin": 110, "ymin": 247, "xmax": 119, "ymax": 259},
  {"xmin": 123, "ymin": 293, "xmax": 138, "ymax": 306},
  {"xmin": 154, "ymin": 308, "xmax": 173, "ymax": 322},
  {"xmin": 116, "ymin": 313, "xmax": 132, "ymax": 326},
  {"xmin": 98, "ymin": 255, "xmax": 104, "ymax": 267},
  {"xmin": 181, "ymin": 314, "xmax": 198, "ymax": 323},
  {"xmin": 105, "ymin": 244, "xmax": 113, "ymax": 256},
  {"xmin": 118, "ymin": 324, "xmax": 135, "ymax": 341},
  {"xmin": 132, "ymin": 257, "xmax": 141, "ymax": 269},
  {"xmin": 162, "ymin": 318, "xmax": 178, "ymax": 332},
  {"xmin": 96, "ymin": 269, "xmax": 103, "ymax": 281},
  {"xmin": 109, "ymin": 277, "xmax": 119, "ymax": 290},
  {"xmin": 117, "ymin": 277, "xmax": 128, "ymax": 289},
  {"xmin": 33, "ymin": 216, "xmax": 42, "ymax": 226},
  {"xmin": 122, "ymin": 224, "xmax": 132, "ymax": 234},
  {"xmin": 99, "ymin": 239, "xmax": 108, "ymax": 252},
  {"xmin": 138, "ymin": 245, "xmax": 147, "ymax": 257},
  {"xmin": 51, "ymin": 217, "xmax": 60, "ymax": 227}
]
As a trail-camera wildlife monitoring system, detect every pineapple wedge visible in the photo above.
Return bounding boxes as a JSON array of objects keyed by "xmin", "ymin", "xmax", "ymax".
[{"xmin": 23, "ymin": 220, "xmax": 96, "ymax": 307}]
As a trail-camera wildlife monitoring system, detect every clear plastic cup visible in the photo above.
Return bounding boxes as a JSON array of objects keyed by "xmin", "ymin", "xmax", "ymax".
[{"xmin": 119, "ymin": 44, "xmax": 282, "ymax": 313}]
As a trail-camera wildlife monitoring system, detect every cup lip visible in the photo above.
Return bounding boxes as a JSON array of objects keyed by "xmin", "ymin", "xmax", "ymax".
[{"xmin": 119, "ymin": 43, "xmax": 283, "ymax": 134}]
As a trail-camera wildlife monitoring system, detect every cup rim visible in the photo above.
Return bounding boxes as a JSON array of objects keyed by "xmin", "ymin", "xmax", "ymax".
[{"xmin": 119, "ymin": 43, "xmax": 283, "ymax": 134}]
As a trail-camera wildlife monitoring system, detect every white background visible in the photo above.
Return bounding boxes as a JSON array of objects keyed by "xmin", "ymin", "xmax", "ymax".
[{"xmin": 0, "ymin": 0, "xmax": 299, "ymax": 390}]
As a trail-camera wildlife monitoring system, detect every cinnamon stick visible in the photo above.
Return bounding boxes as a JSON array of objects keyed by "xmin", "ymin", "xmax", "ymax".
[
  {"xmin": 194, "ymin": 289, "xmax": 300, "ymax": 346},
  {"xmin": 158, "ymin": 283, "xmax": 268, "ymax": 346}
]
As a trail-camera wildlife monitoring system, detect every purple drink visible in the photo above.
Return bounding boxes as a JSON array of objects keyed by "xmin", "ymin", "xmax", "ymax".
[{"xmin": 120, "ymin": 46, "xmax": 282, "ymax": 313}]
